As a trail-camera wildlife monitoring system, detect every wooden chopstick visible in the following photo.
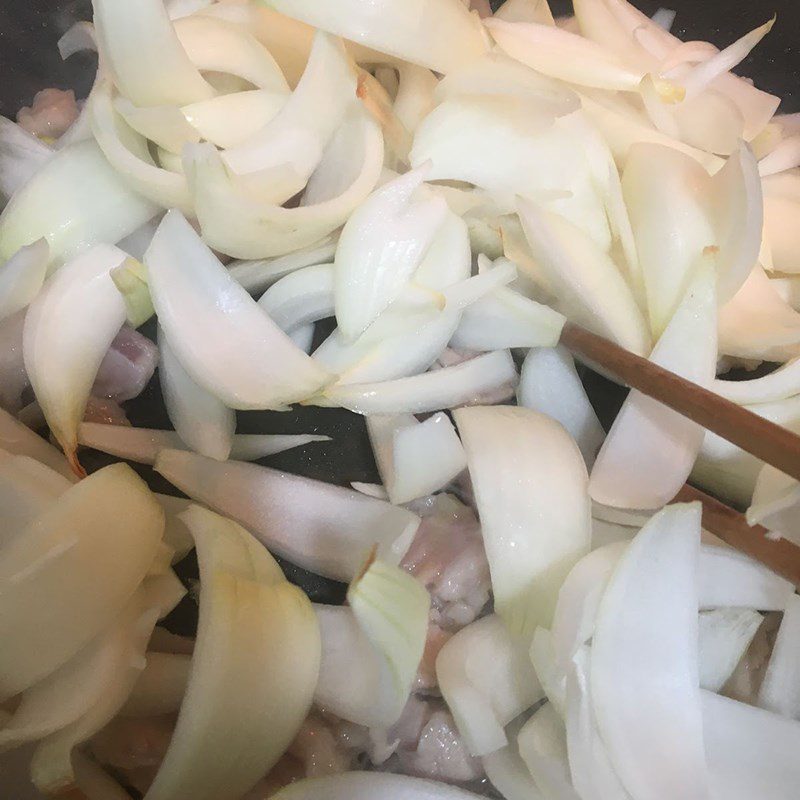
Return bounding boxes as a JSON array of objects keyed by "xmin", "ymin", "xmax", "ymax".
[
  {"xmin": 676, "ymin": 484, "xmax": 800, "ymax": 586},
  {"xmin": 560, "ymin": 321, "xmax": 800, "ymax": 485}
]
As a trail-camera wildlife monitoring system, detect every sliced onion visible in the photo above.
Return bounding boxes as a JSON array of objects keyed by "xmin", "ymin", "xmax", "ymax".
[
  {"xmin": 698, "ymin": 608, "xmax": 763, "ymax": 693},
  {"xmin": 143, "ymin": 504, "xmax": 319, "ymax": 800},
  {"xmin": 0, "ymin": 239, "xmax": 49, "ymax": 323},
  {"xmin": 0, "ymin": 116, "xmax": 52, "ymax": 200},
  {"xmin": 0, "ymin": 140, "xmax": 157, "ymax": 266},
  {"xmin": 530, "ymin": 627, "xmax": 567, "ymax": 716},
  {"xmin": 367, "ymin": 412, "xmax": 466, "ymax": 505},
  {"xmin": 394, "ymin": 63, "xmax": 439, "ymax": 137},
  {"xmin": 145, "ymin": 210, "xmax": 330, "ymax": 410},
  {"xmin": 517, "ymin": 346, "xmax": 605, "ymax": 467},
  {"xmin": 323, "ymin": 349, "xmax": 519, "ymax": 415},
  {"xmin": 481, "ymin": 717, "xmax": 548, "ymax": 800},
  {"xmin": 23, "ymin": 244, "xmax": 128, "ymax": 468},
  {"xmin": 120, "ymin": 651, "xmax": 190, "ymax": 718},
  {"xmin": 757, "ymin": 594, "xmax": 800, "ymax": 718},
  {"xmin": 154, "ymin": 448, "xmax": 419, "ymax": 582},
  {"xmin": 0, "ymin": 463, "xmax": 163, "ymax": 700},
  {"xmin": 158, "ymin": 329, "xmax": 234, "ymax": 461},
  {"xmin": 517, "ymin": 198, "xmax": 650, "ymax": 356},
  {"xmin": 413, "ymin": 210, "xmax": 472, "ymax": 291},
  {"xmin": 454, "ymin": 406, "xmax": 591, "ymax": 639},
  {"xmin": 702, "ymin": 689, "xmax": 800, "ymax": 799},
  {"xmin": 495, "ymin": 0, "xmax": 556, "ymax": 24},
  {"xmin": 258, "ymin": 264, "xmax": 334, "ymax": 333},
  {"xmin": 591, "ymin": 502, "xmax": 707, "ymax": 800},
  {"xmin": 0, "ymin": 407, "xmax": 74, "ymax": 480},
  {"xmin": 114, "ymin": 97, "xmax": 199, "ymax": 156},
  {"xmin": 762, "ymin": 192, "xmax": 800, "ymax": 274},
  {"xmin": 91, "ymin": 0, "xmax": 213, "ymax": 106},
  {"xmin": 713, "ymin": 358, "xmax": 800, "ymax": 405},
  {"xmin": 436, "ymin": 615, "xmax": 544, "ymax": 756},
  {"xmin": 187, "ymin": 105, "xmax": 384, "ymax": 260},
  {"xmin": 229, "ymin": 237, "xmax": 338, "ymax": 295},
  {"xmin": 589, "ymin": 262, "xmax": 717, "ymax": 510},
  {"xmin": 698, "ymin": 544, "xmax": 795, "ymax": 611},
  {"xmin": 264, "ymin": 0, "xmax": 487, "ymax": 74},
  {"xmin": 747, "ymin": 465, "xmax": 800, "ymax": 544},
  {"xmin": 759, "ymin": 135, "xmax": 800, "ymax": 177},
  {"xmin": 334, "ymin": 165, "xmax": 449, "ymax": 340},
  {"xmin": 89, "ymin": 81, "xmax": 192, "ymax": 213}
]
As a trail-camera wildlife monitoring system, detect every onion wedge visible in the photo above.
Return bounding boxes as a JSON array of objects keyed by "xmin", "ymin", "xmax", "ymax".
[
  {"xmin": 145, "ymin": 210, "xmax": 330, "ymax": 410},
  {"xmin": 154, "ymin": 449, "xmax": 419, "ymax": 582},
  {"xmin": 0, "ymin": 463, "xmax": 163, "ymax": 700},
  {"xmin": 591, "ymin": 502, "xmax": 708, "ymax": 800},
  {"xmin": 143, "ymin": 505, "xmax": 320, "ymax": 800},
  {"xmin": 454, "ymin": 406, "xmax": 591, "ymax": 639},
  {"xmin": 23, "ymin": 244, "xmax": 129, "ymax": 469}
]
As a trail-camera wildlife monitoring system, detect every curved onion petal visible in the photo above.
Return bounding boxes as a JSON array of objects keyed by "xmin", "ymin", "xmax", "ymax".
[
  {"xmin": 485, "ymin": 19, "xmax": 647, "ymax": 91},
  {"xmin": 258, "ymin": 264, "xmax": 334, "ymax": 333},
  {"xmin": 0, "ymin": 407, "xmax": 74, "ymax": 480},
  {"xmin": 264, "ymin": 0, "xmax": 487, "ymax": 74},
  {"xmin": 323, "ymin": 349, "xmax": 519, "ymax": 415},
  {"xmin": 762, "ymin": 184, "xmax": 800, "ymax": 274},
  {"xmin": 23, "ymin": 244, "xmax": 128, "ymax": 468},
  {"xmin": 699, "ymin": 544, "xmax": 795, "ymax": 611},
  {"xmin": 367, "ymin": 412, "xmax": 466, "ymax": 505},
  {"xmin": 89, "ymin": 82, "xmax": 192, "ymax": 213},
  {"xmin": 692, "ymin": 394, "xmax": 800, "ymax": 506},
  {"xmin": 316, "ymin": 559, "xmax": 429, "ymax": 727},
  {"xmin": 0, "ymin": 239, "xmax": 49, "ymax": 323},
  {"xmin": 414, "ymin": 210, "xmax": 472, "ymax": 291},
  {"xmin": 702, "ymin": 690, "xmax": 800, "ymax": 799},
  {"xmin": 142, "ymin": 505, "xmax": 320, "ymax": 800},
  {"xmin": 173, "ymin": 14, "xmax": 288, "ymax": 94},
  {"xmin": 482, "ymin": 723, "xmax": 547, "ymax": 800},
  {"xmin": 759, "ymin": 135, "xmax": 800, "ymax": 177},
  {"xmin": 91, "ymin": 0, "xmax": 213, "ymax": 106},
  {"xmin": 188, "ymin": 106, "xmax": 384, "ymax": 260},
  {"xmin": 517, "ymin": 346, "xmax": 605, "ymax": 467},
  {"xmin": 153, "ymin": 448, "xmax": 419, "ymax": 582},
  {"xmin": 229, "ymin": 237, "xmax": 338, "ymax": 295},
  {"xmin": 145, "ymin": 210, "xmax": 330, "ymax": 410},
  {"xmin": 158, "ymin": 329, "xmax": 234, "ymax": 461},
  {"xmin": 394, "ymin": 63, "xmax": 439, "ymax": 137},
  {"xmin": 114, "ymin": 98, "xmax": 200, "ymax": 156},
  {"xmin": 591, "ymin": 502, "xmax": 707, "ymax": 800},
  {"xmin": 0, "ymin": 140, "xmax": 157, "ymax": 266},
  {"xmin": 714, "ymin": 357, "xmax": 800, "ymax": 405},
  {"xmin": 28, "ymin": 585, "xmax": 168, "ymax": 794},
  {"xmin": 0, "ymin": 117, "xmax": 52, "ymax": 200},
  {"xmin": 747, "ymin": 465, "xmax": 800, "ymax": 544},
  {"xmin": 334, "ymin": 165, "xmax": 449, "ymax": 340},
  {"xmin": 699, "ymin": 608, "xmax": 763, "ymax": 693},
  {"xmin": 120, "ymin": 651, "xmax": 190, "ymax": 718},
  {"xmin": 454, "ymin": 406, "xmax": 591, "ymax": 639},
  {"xmin": 436, "ymin": 615, "xmax": 544, "ymax": 756},
  {"xmin": 530, "ymin": 628, "xmax": 567, "ymax": 716},
  {"xmin": 517, "ymin": 198, "xmax": 650, "ymax": 356},
  {"xmin": 0, "ymin": 463, "xmax": 163, "ymax": 700},
  {"xmin": 757, "ymin": 594, "xmax": 800, "ymax": 718},
  {"xmin": 589, "ymin": 262, "xmax": 717, "ymax": 510}
]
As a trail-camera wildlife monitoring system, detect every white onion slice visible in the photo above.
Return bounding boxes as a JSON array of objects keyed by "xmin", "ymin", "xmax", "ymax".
[
  {"xmin": 591, "ymin": 502, "xmax": 707, "ymax": 800},
  {"xmin": 482, "ymin": 717, "xmax": 548, "ymax": 800},
  {"xmin": 89, "ymin": 82, "xmax": 192, "ymax": 213},
  {"xmin": 0, "ymin": 116, "xmax": 52, "ymax": 200},
  {"xmin": 530, "ymin": 627, "xmax": 567, "ymax": 716},
  {"xmin": 188, "ymin": 106, "xmax": 383, "ymax": 260},
  {"xmin": 454, "ymin": 406, "xmax": 591, "ymax": 639},
  {"xmin": 323, "ymin": 349, "xmax": 519, "ymax": 415},
  {"xmin": 92, "ymin": 0, "xmax": 213, "ymax": 106},
  {"xmin": 703, "ymin": 689, "xmax": 800, "ymax": 799},
  {"xmin": 0, "ymin": 140, "xmax": 157, "ymax": 266},
  {"xmin": 747, "ymin": 465, "xmax": 800, "ymax": 544},
  {"xmin": 158, "ymin": 329, "xmax": 234, "ymax": 461},
  {"xmin": 334, "ymin": 165, "xmax": 448, "ymax": 340},
  {"xmin": 145, "ymin": 210, "xmax": 330, "ymax": 410},
  {"xmin": 517, "ymin": 346, "xmax": 605, "ymax": 467},
  {"xmin": 120, "ymin": 652, "xmax": 190, "ymax": 718},
  {"xmin": 154, "ymin": 448, "xmax": 419, "ymax": 581},
  {"xmin": 757, "ymin": 594, "xmax": 800, "ymax": 718},
  {"xmin": 229, "ymin": 237, "xmax": 338, "ymax": 295},
  {"xmin": 264, "ymin": 0, "xmax": 487, "ymax": 74},
  {"xmin": 367, "ymin": 412, "xmax": 466, "ymax": 505},
  {"xmin": 0, "ymin": 463, "xmax": 163, "ymax": 700},
  {"xmin": 0, "ymin": 239, "xmax": 49, "ymax": 323},
  {"xmin": 23, "ymin": 244, "xmax": 128, "ymax": 468},
  {"xmin": 114, "ymin": 97, "xmax": 199, "ymax": 156},
  {"xmin": 589, "ymin": 262, "xmax": 717, "ymax": 510},
  {"xmin": 517, "ymin": 198, "xmax": 650, "ymax": 356},
  {"xmin": 698, "ymin": 544, "xmax": 794, "ymax": 611},
  {"xmin": 713, "ymin": 357, "xmax": 800, "ymax": 405},
  {"xmin": 698, "ymin": 608, "xmax": 763, "ymax": 693},
  {"xmin": 257, "ymin": 264, "xmax": 334, "ymax": 333},
  {"xmin": 271, "ymin": 772, "xmax": 485, "ymax": 800},
  {"xmin": 759, "ymin": 135, "xmax": 800, "ymax": 177},
  {"xmin": 143, "ymin": 504, "xmax": 319, "ymax": 800},
  {"xmin": 436, "ymin": 615, "xmax": 544, "ymax": 756},
  {"xmin": 0, "ymin": 407, "xmax": 74, "ymax": 480}
]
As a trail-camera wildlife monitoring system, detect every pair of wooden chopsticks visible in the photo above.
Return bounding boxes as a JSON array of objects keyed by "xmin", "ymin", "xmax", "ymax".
[{"xmin": 560, "ymin": 321, "xmax": 800, "ymax": 586}]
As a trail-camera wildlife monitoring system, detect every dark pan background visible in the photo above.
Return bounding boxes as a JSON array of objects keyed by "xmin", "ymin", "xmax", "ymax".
[{"xmin": 0, "ymin": 0, "xmax": 798, "ymax": 622}]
